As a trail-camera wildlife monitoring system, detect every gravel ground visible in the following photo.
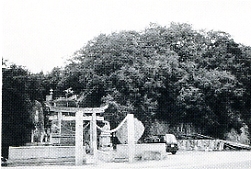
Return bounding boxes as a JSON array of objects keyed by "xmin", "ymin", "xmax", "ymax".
[{"xmin": 3, "ymin": 150, "xmax": 251, "ymax": 169}]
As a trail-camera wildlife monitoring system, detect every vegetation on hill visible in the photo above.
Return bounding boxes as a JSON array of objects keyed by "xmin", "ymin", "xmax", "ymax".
[
  {"xmin": 55, "ymin": 23, "xmax": 251, "ymax": 139},
  {"xmin": 2, "ymin": 23, "xmax": 251, "ymax": 154},
  {"xmin": 2, "ymin": 63, "xmax": 45, "ymax": 157}
]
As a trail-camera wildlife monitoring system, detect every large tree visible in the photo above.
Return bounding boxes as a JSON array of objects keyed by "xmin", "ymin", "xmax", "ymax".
[
  {"xmin": 2, "ymin": 63, "xmax": 45, "ymax": 158},
  {"xmin": 53, "ymin": 23, "xmax": 251, "ymax": 139}
]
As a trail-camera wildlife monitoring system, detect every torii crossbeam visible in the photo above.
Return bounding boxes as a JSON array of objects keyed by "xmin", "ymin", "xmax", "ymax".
[{"xmin": 48, "ymin": 105, "xmax": 108, "ymax": 114}]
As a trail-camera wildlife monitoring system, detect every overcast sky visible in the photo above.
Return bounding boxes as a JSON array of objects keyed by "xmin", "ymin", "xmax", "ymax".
[{"xmin": 2, "ymin": 0, "xmax": 251, "ymax": 73}]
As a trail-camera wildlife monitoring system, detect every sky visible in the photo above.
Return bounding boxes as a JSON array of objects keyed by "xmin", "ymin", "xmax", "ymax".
[{"xmin": 2, "ymin": 0, "xmax": 251, "ymax": 73}]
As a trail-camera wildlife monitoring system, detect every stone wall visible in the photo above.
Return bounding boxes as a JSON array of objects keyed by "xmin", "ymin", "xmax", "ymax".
[
  {"xmin": 9, "ymin": 146, "xmax": 85, "ymax": 160},
  {"xmin": 149, "ymin": 120, "xmax": 250, "ymax": 146},
  {"xmin": 178, "ymin": 139, "xmax": 224, "ymax": 151}
]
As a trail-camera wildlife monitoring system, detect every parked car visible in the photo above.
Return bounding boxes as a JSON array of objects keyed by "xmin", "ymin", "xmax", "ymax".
[
  {"xmin": 144, "ymin": 134, "xmax": 179, "ymax": 154},
  {"xmin": 164, "ymin": 134, "xmax": 179, "ymax": 154}
]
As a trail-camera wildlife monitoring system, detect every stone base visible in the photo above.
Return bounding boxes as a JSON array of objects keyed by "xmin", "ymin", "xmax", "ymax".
[
  {"xmin": 97, "ymin": 150, "xmax": 115, "ymax": 162},
  {"xmin": 116, "ymin": 143, "xmax": 166, "ymax": 159},
  {"xmin": 9, "ymin": 146, "xmax": 85, "ymax": 160},
  {"xmin": 99, "ymin": 145, "xmax": 113, "ymax": 151}
]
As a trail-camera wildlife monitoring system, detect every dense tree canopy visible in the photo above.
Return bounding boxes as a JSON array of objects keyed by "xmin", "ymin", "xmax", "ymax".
[
  {"xmin": 2, "ymin": 63, "xmax": 45, "ymax": 157},
  {"xmin": 56, "ymin": 23, "xmax": 251, "ymax": 138},
  {"xmin": 2, "ymin": 23, "xmax": 251, "ymax": 152}
]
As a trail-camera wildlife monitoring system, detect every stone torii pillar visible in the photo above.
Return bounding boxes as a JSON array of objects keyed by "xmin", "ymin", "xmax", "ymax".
[
  {"xmin": 127, "ymin": 114, "xmax": 135, "ymax": 163},
  {"xmin": 75, "ymin": 111, "xmax": 85, "ymax": 165},
  {"xmin": 91, "ymin": 112, "xmax": 98, "ymax": 162}
]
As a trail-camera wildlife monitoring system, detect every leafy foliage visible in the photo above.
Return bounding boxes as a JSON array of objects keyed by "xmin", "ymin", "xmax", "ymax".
[
  {"xmin": 2, "ymin": 63, "xmax": 46, "ymax": 157},
  {"xmin": 57, "ymin": 23, "xmax": 251, "ymax": 139},
  {"xmin": 3, "ymin": 22, "xmax": 251, "ymax": 145}
]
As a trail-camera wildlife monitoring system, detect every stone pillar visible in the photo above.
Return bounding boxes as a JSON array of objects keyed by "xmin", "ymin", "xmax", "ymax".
[
  {"xmin": 92, "ymin": 113, "xmax": 97, "ymax": 162},
  {"xmin": 90, "ymin": 116, "xmax": 93, "ymax": 153},
  {"xmin": 75, "ymin": 111, "xmax": 85, "ymax": 165},
  {"xmin": 58, "ymin": 111, "xmax": 62, "ymax": 144},
  {"xmin": 127, "ymin": 114, "xmax": 135, "ymax": 163}
]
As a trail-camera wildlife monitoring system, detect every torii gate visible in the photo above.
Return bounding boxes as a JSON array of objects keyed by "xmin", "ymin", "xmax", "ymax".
[
  {"xmin": 48, "ymin": 104, "xmax": 135, "ymax": 165},
  {"xmin": 48, "ymin": 105, "xmax": 109, "ymax": 165}
]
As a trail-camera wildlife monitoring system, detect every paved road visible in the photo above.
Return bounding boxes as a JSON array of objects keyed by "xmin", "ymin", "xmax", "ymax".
[{"xmin": 4, "ymin": 151, "xmax": 251, "ymax": 169}]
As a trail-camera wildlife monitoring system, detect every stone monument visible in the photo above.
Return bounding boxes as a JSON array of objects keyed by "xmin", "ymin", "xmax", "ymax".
[{"xmin": 99, "ymin": 121, "xmax": 112, "ymax": 150}]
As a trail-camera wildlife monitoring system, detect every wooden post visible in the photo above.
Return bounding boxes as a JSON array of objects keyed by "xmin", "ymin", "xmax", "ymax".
[
  {"xmin": 75, "ymin": 111, "xmax": 84, "ymax": 165},
  {"xmin": 127, "ymin": 114, "xmax": 135, "ymax": 163},
  {"xmin": 92, "ymin": 112, "xmax": 97, "ymax": 162}
]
